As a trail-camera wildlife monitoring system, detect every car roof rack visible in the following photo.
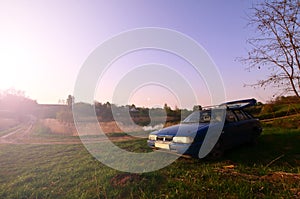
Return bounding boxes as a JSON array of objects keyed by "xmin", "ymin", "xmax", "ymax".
[
  {"xmin": 199, "ymin": 98, "xmax": 257, "ymax": 111},
  {"xmin": 221, "ymin": 98, "xmax": 257, "ymax": 110}
]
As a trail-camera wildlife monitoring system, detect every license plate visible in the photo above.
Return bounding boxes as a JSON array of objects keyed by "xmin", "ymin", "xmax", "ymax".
[{"xmin": 155, "ymin": 142, "xmax": 170, "ymax": 150}]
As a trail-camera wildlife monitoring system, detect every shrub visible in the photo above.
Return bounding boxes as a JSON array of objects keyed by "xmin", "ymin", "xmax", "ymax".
[{"xmin": 32, "ymin": 122, "xmax": 52, "ymax": 135}]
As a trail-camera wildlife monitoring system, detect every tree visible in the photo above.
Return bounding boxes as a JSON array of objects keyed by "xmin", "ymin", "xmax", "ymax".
[
  {"xmin": 163, "ymin": 103, "xmax": 172, "ymax": 115},
  {"xmin": 240, "ymin": 0, "xmax": 300, "ymax": 97},
  {"xmin": 66, "ymin": 95, "xmax": 74, "ymax": 107},
  {"xmin": 0, "ymin": 89, "xmax": 37, "ymax": 113},
  {"xmin": 0, "ymin": 89, "xmax": 37, "ymax": 121}
]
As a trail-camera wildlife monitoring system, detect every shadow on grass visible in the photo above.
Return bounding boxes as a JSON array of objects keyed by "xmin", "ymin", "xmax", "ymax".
[{"xmin": 223, "ymin": 128, "xmax": 300, "ymax": 172}]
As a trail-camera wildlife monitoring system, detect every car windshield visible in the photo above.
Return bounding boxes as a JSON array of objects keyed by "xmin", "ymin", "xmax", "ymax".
[
  {"xmin": 182, "ymin": 109, "xmax": 225, "ymax": 124},
  {"xmin": 182, "ymin": 110, "xmax": 212, "ymax": 123}
]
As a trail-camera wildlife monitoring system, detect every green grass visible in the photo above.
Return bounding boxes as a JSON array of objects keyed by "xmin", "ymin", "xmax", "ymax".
[
  {"xmin": 262, "ymin": 114, "xmax": 300, "ymax": 129},
  {"xmin": 258, "ymin": 103, "xmax": 300, "ymax": 120},
  {"xmin": 0, "ymin": 127, "xmax": 299, "ymax": 198}
]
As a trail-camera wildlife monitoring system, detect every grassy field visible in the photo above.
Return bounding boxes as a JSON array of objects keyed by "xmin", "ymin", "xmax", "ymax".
[{"xmin": 0, "ymin": 127, "xmax": 299, "ymax": 198}]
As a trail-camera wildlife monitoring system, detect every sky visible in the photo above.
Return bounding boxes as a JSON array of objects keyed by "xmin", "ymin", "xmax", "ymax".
[{"xmin": 0, "ymin": 0, "xmax": 275, "ymax": 109}]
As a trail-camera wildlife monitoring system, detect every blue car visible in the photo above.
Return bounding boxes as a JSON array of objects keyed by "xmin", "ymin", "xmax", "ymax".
[{"xmin": 147, "ymin": 99, "xmax": 262, "ymax": 159}]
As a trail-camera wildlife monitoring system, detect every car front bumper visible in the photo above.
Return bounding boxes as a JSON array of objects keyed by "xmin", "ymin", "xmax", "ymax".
[{"xmin": 147, "ymin": 140, "xmax": 202, "ymax": 156}]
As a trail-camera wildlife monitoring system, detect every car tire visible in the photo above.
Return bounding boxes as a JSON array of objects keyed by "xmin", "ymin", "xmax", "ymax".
[
  {"xmin": 207, "ymin": 142, "xmax": 224, "ymax": 160},
  {"xmin": 248, "ymin": 136, "xmax": 259, "ymax": 146}
]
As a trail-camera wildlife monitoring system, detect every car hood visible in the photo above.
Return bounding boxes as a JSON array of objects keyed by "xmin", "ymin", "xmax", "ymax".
[{"xmin": 151, "ymin": 123, "xmax": 209, "ymax": 137}]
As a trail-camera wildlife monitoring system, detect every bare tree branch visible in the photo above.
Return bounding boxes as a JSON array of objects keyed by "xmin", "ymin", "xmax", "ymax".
[{"xmin": 238, "ymin": 0, "xmax": 300, "ymax": 98}]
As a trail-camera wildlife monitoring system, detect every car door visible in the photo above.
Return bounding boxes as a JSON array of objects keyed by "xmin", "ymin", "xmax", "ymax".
[
  {"xmin": 221, "ymin": 110, "xmax": 240, "ymax": 149},
  {"xmin": 231, "ymin": 109, "xmax": 254, "ymax": 144}
]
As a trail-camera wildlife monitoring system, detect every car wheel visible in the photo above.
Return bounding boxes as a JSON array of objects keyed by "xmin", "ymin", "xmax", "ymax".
[
  {"xmin": 207, "ymin": 142, "xmax": 224, "ymax": 160},
  {"xmin": 248, "ymin": 137, "xmax": 259, "ymax": 146}
]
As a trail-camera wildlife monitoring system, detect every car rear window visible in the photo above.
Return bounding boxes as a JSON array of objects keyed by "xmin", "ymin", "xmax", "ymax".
[
  {"xmin": 233, "ymin": 110, "xmax": 249, "ymax": 121},
  {"xmin": 243, "ymin": 110, "xmax": 254, "ymax": 119}
]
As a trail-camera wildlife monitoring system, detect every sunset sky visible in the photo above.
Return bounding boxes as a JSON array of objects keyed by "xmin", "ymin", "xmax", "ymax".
[{"xmin": 0, "ymin": 0, "xmax": 274, "ymax": 109}]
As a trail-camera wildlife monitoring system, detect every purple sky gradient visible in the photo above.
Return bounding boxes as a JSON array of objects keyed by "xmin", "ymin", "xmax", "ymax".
[{"xmin": 0, "ymin": 0, "xmax": 275, "ymax": 108}]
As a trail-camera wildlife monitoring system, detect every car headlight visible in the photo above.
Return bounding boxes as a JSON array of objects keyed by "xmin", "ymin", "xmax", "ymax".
[
  {"xmin": 173, "ymin": 136, "xmax": 194, "ymax": 144},
  {"xmin": 148, "ymin": 134, "xmax": 157, "ymax": 141}
]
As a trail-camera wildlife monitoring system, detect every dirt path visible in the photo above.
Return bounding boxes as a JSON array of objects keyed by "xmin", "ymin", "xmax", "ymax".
[
  {"xmin": 0, "ymin": 116, "xmax": 139, "ymax": 145},
  {"xmin": 261, "ymin": 113, "xmax": 300, "ymax": 122},
  {"xmin": 0, "ymin": 115, "xmax": 35, "ymax": 144}
]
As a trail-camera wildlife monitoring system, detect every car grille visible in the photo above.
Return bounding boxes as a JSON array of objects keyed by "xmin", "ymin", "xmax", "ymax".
[{"xmin": 156, "ymin": 136, "xmax": 173, "ymax": 142}]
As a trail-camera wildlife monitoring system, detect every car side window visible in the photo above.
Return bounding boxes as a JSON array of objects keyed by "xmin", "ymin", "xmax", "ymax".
[
  {"xmin": 226, "ymin": 110, "xmax": 237, "ymax": 123},
  {"xmin": 234, "ymin": 110, "xmax": 248, "ymax": 121}
]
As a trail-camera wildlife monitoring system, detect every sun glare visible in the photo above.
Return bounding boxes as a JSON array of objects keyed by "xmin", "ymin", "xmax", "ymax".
[{"xmin": 0, "ymin": 43, "xmax": 33, "ymax": 90}]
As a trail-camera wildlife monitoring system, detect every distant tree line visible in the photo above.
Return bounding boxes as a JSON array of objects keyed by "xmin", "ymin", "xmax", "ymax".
[
  {"xmin": 93, "ymin": 101, "xmax": 192, "ymax": 126},
  {"xmin": 56, "ymin": 95, "xmax": 192, "ymax": 125},
  {"xmin": 0, "ymin": 89, "xmax": 38, "ymax": 121}
]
